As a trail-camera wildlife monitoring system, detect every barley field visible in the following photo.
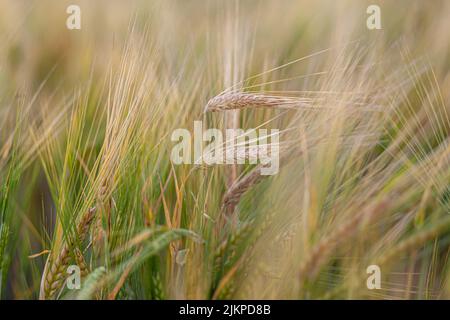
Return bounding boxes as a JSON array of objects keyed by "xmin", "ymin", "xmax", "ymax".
[{"xmin": 0, "ymin": 0, "xmax": 449, "ymax": 300}]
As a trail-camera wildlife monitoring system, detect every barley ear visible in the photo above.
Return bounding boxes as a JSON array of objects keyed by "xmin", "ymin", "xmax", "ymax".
[{"xmin": 39, "ymin": 207, "xmax": 96, "ymax": 300}]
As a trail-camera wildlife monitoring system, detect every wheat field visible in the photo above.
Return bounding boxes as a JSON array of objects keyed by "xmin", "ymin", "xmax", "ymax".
[{"xmin": 0, "ymin": 0, "xmax": 449, "ymax": 300}]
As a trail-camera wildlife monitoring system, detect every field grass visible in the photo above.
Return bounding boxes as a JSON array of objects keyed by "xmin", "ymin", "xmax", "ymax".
[{"xmin": 0, "ymin": 0, "xmax": 449, "ymax": 300}]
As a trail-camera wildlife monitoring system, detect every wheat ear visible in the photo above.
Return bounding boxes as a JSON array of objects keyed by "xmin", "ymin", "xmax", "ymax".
[
  {"xmin": 205, "ymin": 92, "xmax": 312, "ymax": 112},
  {"xmin": 39, "ymin": 207, "xmax": 96, "ymax": 300},
  {"xmin": 221, "ymin": 147, "xmax": 300, "ymax": 216}
]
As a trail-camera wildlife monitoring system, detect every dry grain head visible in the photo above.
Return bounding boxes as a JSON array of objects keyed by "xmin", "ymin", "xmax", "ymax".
[{"xmin": 205, "ymin": 92, "xmax": 312, "ymax": 112}]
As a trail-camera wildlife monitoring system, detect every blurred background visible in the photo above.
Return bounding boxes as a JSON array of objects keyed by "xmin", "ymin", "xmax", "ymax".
[{"xmin": 0, "ymin": 0, "xmax": 449, "ymax": 300}]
